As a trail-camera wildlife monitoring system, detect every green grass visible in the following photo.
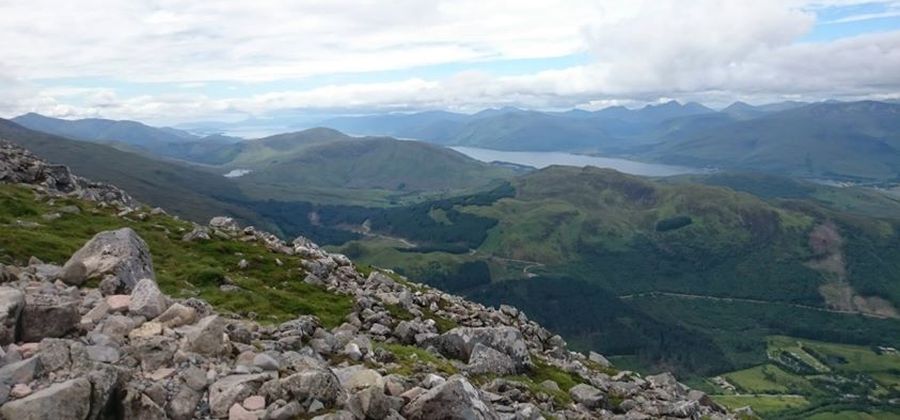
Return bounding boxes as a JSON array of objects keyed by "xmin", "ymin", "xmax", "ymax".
[
  {"xmin": 384, "ymin": 302, "xmax": 458, "ymax": 334},
  {"xmin": 805, "ymin": 409, "xmax": 900, "ymax": 420},
  {"xmin": 0, "ymin": 184, "xmax": 353, "ymax": 327},
  {"xmin": 766, "ymin": 335, "xmax": 900, "ymax": 377},
  {"xmin": 377, "ymin": 343, "xmax": 458, "ymax": 376},
  {"xmin": 712, "ymin": 394, "xmax": 810, "ymax": 416},
  {"xmin": 234, "ymin": 137, "xmax": 515, "ymax": 205},
  {"xmin": 723, "ymin": 364, "xmax": 815, "ymax": 394}
]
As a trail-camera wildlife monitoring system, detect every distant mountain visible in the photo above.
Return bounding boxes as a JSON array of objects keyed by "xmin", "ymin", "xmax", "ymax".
[
  {"xmin": 12, "ymin": 113, "xmax": 198, "ymax": 146},
  {"xmin": 0, "ymin": 118, "xmax": 263, "ymax": 225},
  {"xmin": 12, "ymin": 113, "xmax": 243, "ymax": 164},
  {"xmin": 320, "ymin": 101, "xmax": 716, "ymax": 152},
  {"xmin": 226, "ymin": 129, "xmax": 518, "ymax": 204},
  {"xmin": 652, "ymin": 101, "xmax": 900, "ymax": 180}
]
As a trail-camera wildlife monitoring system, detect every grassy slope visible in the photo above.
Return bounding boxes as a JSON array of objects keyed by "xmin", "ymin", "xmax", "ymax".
[
  {"xmin": 0, "ymin": 184, "xmax": 352, "ymax": 326},
  {"xmin": 0, "ymin": 119, "xmax": 265, "ymax": 228},
  {"xmin": 234, "ymin": 136, "xmax": 516, "ymax": 204}
]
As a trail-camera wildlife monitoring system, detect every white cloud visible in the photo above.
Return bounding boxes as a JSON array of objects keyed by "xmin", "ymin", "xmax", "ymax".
[{"xmin": 0, "ymin": 0, "xmax": 899, "ymax": 123}]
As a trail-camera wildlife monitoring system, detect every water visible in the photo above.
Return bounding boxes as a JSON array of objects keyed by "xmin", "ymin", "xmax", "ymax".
[
  {"xmin": 450, "ymin": 147, "xmax": 703, "ymax": 177},
  {"xmin": 223, "ymin": 169, "xmax": 252, "ymax": 178}
]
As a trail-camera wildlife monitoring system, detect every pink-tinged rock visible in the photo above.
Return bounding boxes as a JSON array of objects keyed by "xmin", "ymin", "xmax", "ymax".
[
  {"xmin": 17, "ymin": 343, "xmax": 39, "ymax": 358},
  {"xmin": 106, "ymin": 295, "xmax": 131, "ymax": 313},
  {"xmin": 242, "ymin": 395, "xmax": 265, "ymax": 411},
  {"xmin": 10, "ymin": 384, "xmax": 32, "ymax": 398},
  {"xmin": 228, "ymin": 403, "xmax": 258, "ymax": 420}
]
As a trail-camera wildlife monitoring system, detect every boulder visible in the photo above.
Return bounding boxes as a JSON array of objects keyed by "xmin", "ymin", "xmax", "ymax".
[
  {"xmin": 0, "ymin": 356, "xmax": 41, "ymax": 385},
  {"xmin": 129, "ymin": 278, "xmax": 168, "ymax": 319},
  {"xmin": 401, "ymin": 376, "xmax": 499, "ymax": 420},
  {"xmin": 153, "ymin": 303, "xmax": 196, "ymax": 328},
  {"xmin": 280, "ymin": 368, "xmax": 344, "ymax": 407},
  {"xmin": 588, "ymin": 351, "xmax": 611, "ymax": 368},
  {"xmin": 0, "ymin": 377, "xmax": 91, "ymax": 420},
  {"xmin": 569, "ymin": 384, "xmax": 605, "ymax": 409},
  {"xmin": 182, "ymin": 315, "xmax": 226, "ymax": 356},
  {"xmin": 86, "ymin": 366, "xmax": 123, "ymax": 420},
  {"xmin": 38, "ymin": 338, "xmax": 71, "ymax": 372},
  {"xmin": 167, "ymin": 385, "xmax": 202, "ymax": 420},
  {"xmin": 347, "ymin": 386, "xmax": 401, "ymax": 420},
  {"xmin": 429, "ymin": 327, "xmax": 531, "ymax": 372},
  {"xmin": 465, "ymin": 343, "xmax": 516, "ymax": 376},
  {"xmin": 63, "ymin": 227, "xmax": 154, "ymax": 294},
  {"xmin": 20, "ymin": 292, "xmax": 79, "ymax": 342},
  {"xmin": 0, "ymin": 287, "xmax": 24, "ymax": 345},
  {"xmin": 122, "ymin": 388, "xmax": 167, "ymax": 420},
  {"xmin": 209, "ymin": 216, "xmax": 240, "ymax": 231},
  {"xmin": 59, "ymin": 260, "xmax": 87, "ymax": 286}
]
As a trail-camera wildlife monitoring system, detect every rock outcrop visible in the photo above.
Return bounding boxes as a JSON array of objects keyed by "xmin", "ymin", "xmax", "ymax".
[{"xmin": 0, "ymin": 140, "xmax": 733, "ymax": 419}]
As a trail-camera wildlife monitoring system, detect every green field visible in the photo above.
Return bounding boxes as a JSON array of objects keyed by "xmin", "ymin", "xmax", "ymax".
[
  {"xmin": 723, "ymin": 365, "xmax": 816, "ymax": 395},
  {"xmin": 713, "ymin": 395, "xmax": 810, "ymax": 416},
  {"xmin": 706, "ymin": 336, "xmax": 900, "ymax": 418}
]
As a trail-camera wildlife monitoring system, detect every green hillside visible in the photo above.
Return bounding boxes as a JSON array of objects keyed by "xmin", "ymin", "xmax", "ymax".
[
  {"xmin": 652, "ymin": 101, "xmax": 900, "ymax": 181},
  {"xmin": 0, "ymin": 119, "xmax": 264, "ymax": 227},
  {"xmin": 330, "ymin": 167, "xmax": 900, "ymax": 375},
  {"xmin": 235, "ymin": 137, "xmax": 516, "ymax": 204}
]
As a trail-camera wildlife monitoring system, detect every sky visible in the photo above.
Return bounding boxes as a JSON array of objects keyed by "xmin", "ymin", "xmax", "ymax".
[{"xmin": 1, "ymin": 0, "xmax": 899, "ymax": 125}]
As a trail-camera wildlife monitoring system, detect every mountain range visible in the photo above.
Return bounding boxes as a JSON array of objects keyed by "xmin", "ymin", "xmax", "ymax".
[
  {"xmin": 319, "ymin": 100, "xmax": 900, "ymax": 182},
  {"xmin": 4, "ymin": 103, "xmax": 900, "ymax": 417}
]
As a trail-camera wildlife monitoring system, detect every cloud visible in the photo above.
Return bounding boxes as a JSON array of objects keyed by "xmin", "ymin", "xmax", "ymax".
[{"xmin": 1, "ymin": 0, "xmax": 899, "ymax": 123}]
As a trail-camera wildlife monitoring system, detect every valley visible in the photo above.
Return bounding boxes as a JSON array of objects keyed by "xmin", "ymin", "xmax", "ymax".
[{"xmin": 5, "ymin": 103, "xmax": 900, "ymax": 418}]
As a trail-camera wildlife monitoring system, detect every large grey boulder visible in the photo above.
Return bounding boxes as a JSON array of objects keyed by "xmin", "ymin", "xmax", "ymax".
[
  {"xmin": 280, "ymin": 368, "xmax": 345, "ymax": 408},
  {"xmin": 20, "ymin": 292, "xmax": 79, "ymax": 342},
  {"xmin": 569, "ymin": 383, "xmax": 605, "ymax": 409},
  {"xmin": 0, "ymin": 377, "xmax": 91, "ymax": 420},
  {"xmin": 63, "ymin": 228, "xmax": 154, "ymax": 294},
  {"xmin": 401, "ymin": 376, "xmax": 499, "ymax": 420},
  {"xmin": 0, "ymin": 287, "xmax": 24, "ymax": 345},
  {"xmin": 209, "ymin": 216, "xmax": 240, "ymax": 232},
  {"xmin": 465, "ymin": 343, "xmax": 516, "ymax": 376},
  {"xmin": 128, "ymin": 278, "xmax": 168, "ymax": 319},
  {"xmin": 429, "ymin": 326, "xmax": 531, "ymax": 372},
  {"xmin": 182, "ymin": 315, "xmax": 226, "ymax": 356},
  {"xmin": 347, "ymin": 386, "xmax": 402, "ymax": 420}
]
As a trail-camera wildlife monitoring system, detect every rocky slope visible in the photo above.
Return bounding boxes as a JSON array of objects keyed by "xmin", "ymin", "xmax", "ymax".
[{"xmin": 0, "ymin": 140, "xmax": 734, "ymax": 419}]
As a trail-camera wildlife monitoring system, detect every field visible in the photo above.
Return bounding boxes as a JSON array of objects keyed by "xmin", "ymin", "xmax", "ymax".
[
  {"xmin": 706, "ymin": 336, "xmax": 900, "ymax": 418},
  {"xmin": 713, "ymin": 395, "xmax": 810, "ymax": 416}
]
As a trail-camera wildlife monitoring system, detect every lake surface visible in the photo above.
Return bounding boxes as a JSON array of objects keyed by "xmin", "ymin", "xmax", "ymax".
[{"xmin": 450, "ymin": 147, "xmax": 703, "ymax": 177}]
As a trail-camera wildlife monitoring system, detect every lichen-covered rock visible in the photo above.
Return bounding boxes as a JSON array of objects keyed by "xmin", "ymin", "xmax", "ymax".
[
  {"xmin": 20, "ymin": 292, "xmax": 78, "ymax": 342},
  {"xmin": 429, "ymin": 326, "xmax": 531, "ymax": 372},
  {"xmin": 465, "ymin": 343, "xmax": 516, "ymax": 376},
  {"xmin": 64, "ymin": 227, "xmax": 154, "ymax": 294},
  {"xmin": 402, "ymin": 376, "xmax": 499, "ymax": 420},
  {"xmin": 182, "ymin": 315, "xmax": 226, "ymax": 356},
  {"xmin": 128, "ymin": 278, "xmax": 168, "ymax": 319},
  {"xmin": 280, "ymin": 368, "xmax": 345, "ymax": 408},
  {"xmin": 569, "ymin": 383, "xmax": 605, "ymax": 409},
  {"xmin": 0, "ymin": 378, "xmax": 91, "ymax": 420}
]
